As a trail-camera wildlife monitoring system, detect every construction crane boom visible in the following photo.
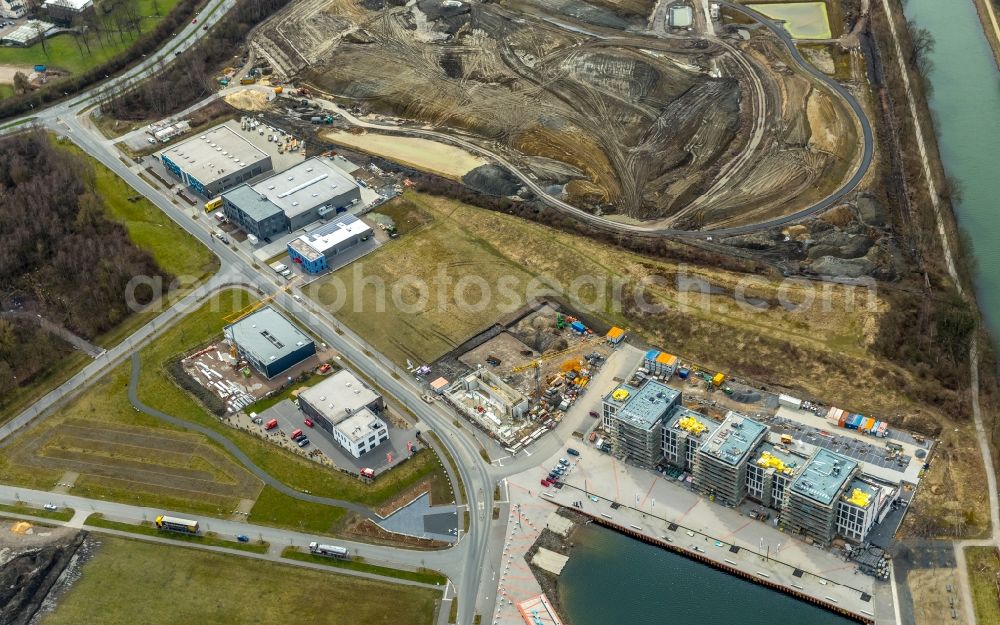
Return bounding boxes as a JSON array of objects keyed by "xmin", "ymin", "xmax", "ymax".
[{"xmin": 506, "ymin": 336, "xmax": 601, "ymax": 374}]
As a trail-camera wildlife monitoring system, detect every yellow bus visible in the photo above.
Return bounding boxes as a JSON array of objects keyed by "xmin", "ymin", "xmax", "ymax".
[{"xmin": 204, "ymin": 197, "xmax": 223, "ymax": 212}]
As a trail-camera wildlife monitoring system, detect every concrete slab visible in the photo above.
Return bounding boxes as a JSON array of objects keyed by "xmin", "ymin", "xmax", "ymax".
[
  {"xmin": 376, "ymin": 492, "xmax": 457, "ymax": 542},
  {"xmin": 544, "ymin": 511, "xmax": 573, "ymax": 537},
  {"xmin": 531, "ymin": 547, "xmax": 569, "ymax": 575}
]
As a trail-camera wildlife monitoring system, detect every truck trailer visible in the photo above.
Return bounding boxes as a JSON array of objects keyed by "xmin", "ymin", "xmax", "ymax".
[
  {"xmin": 308, "ymin": 542, "xmax": 350, "ymax": 559},
  {"xmin": 155, "ymin": 515, "xmax": 200, "ymax": 533}
]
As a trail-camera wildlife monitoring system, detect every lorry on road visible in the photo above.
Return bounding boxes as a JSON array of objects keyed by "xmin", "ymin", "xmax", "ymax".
[
  {"xmin": 309, "ymin": 542, "xmax": 350, "ymax": 559},
  {"xmin": 155, "ymin": 515, "xmax": 200, "ymax": 533}
]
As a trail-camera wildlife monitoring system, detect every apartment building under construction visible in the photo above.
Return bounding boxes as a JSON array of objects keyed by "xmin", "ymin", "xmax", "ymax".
[
  {"xmin": 602, "ymin": 380, "xmax": 680, "ymax": 469},
  {"xmin": 780, "ymin": 448, "xmax": 860, "ymax": 545},
  {"xmin": 692, "ymin": 412, "xmax": 768, "ymax": 507}
]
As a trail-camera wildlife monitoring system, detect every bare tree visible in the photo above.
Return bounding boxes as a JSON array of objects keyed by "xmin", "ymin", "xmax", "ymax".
[
  {"xmin": 12, "ymin": 72, "xmax": 31, "ymax": 95},
  {"xmin": 907, "ymin": 21, "xmax": 935, "ymax": 72}
]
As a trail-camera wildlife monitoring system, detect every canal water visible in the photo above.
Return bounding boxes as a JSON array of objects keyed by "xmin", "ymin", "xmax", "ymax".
[
  {"xmin": 902, "ymin": 0, "xmax": 1000, "ymax": 337},
  {"xmin": 559, "ymin": 523, "xmax": 854, "ymax": 625}
]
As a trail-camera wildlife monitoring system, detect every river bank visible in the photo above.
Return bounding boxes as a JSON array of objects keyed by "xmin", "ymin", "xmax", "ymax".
[{"xmin": 972, "ymin": 0, "xmax": 1000, "ymax": 70}]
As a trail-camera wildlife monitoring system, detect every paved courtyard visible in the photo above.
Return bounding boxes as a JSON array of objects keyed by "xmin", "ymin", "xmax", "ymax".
[{"xmin": 375, "ymin": 492, "xmax": 458, "ymax": 542}]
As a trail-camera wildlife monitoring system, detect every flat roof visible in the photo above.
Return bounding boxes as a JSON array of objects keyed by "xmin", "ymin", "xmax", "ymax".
[
  {"xmin": 250, "ymin": 157, "xmax": 356, "ymax": 218},
  {"xmin": 699, "ymin": 411, "xmax": 768, "ymax": 466},
  {"xmin": 790, "ymin": 448, "xmax": 859, "ymax": 506},
  {"xmin": 43, "ymin": 0, "xmax": 91, "ymax": 9},
  {"xmin": 335, "ymin": 408, "xmax": 386, "ymax": 443},
  {"xmin": 225, "ymin": 306, "xmax": 313, "ymax": 364},
  {"xmin": 2, "ymin": 20, "xmax": 54, "ymax": 44},
  {"xmin": 664, "ymin": 406, "xmax": 719, "ymax": 440},
  {"xmin": 753, "ymin": 441, "xmax": 807, "ymax": 477},
  {"xmin": 615, "ymin": 381, "xmax": 678, "ymax": 431},
  {"xmin": 290, "ymin": 214, "xmax": 372, "ymax": 261},
  {"xmin": 223, "ymin": 184, "xmax": 284, "ymax": 222},
  {"xmin": 299, "ymin": 369, "xmax": 380, "ymax": 424},
  {"xmin": 842, "ymin": 477, "xmax": 880, "ymax": 509},
  {"xmin": 604, "ymin": 384, "xmax": 640, "ymax": 407},
  {"xmin": 160, "ymin": 125, "xmax": 269, "ymax": 186}
]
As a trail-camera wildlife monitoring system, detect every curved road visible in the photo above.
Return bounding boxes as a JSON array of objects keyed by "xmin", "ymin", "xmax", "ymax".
[{"xmin": 127, "ymin": 352, "xmax": 377, "ymax": 519}]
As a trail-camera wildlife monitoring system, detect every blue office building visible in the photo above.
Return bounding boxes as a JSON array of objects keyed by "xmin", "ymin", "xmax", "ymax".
[{"xmin": 223, "ymin": 306, "xmax": 316, "ymax": 379}]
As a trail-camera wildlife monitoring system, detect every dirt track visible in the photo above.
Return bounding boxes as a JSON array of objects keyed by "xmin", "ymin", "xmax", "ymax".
[{"xmin": 249, "ymin": 0, "xmax": 860, "ymax": 228}]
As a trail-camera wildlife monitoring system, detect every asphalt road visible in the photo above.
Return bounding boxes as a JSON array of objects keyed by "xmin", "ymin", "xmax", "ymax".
[{"xmin": 0, "ymin": 3, "xmax": 879, "ymax": 624}]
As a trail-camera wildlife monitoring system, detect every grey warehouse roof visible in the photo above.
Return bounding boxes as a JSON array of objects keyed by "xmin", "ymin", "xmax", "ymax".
[
  {"xmin": 617, "ymin": 381, "xmax": 678, "ymax": 431},
  {"xmin": 223, "ymin": 184, "xmax": 284, "ymax": 222},
  {"xmin": 699, "ymin": 411, "xmax": 768, "ymax": 466},
  {"xmin": 249, "ymin": 157, "xmax": 356, "ymax": 219},
  {"xmin": 224, "ymin": 306, "xmax": 313, "ymax": 364},
  {"xmin": 160, "ymin": 125, "xmax": 269, "ymax": 185},
  {"xmin": 791, "ymin": 447, "xmax": 859, "ymax": 505}
]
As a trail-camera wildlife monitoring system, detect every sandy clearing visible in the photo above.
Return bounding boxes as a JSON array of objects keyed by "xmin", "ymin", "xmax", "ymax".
[
  {"xmin": 322, "ymin": 129, "xmax": 487, "ymax": 179},
  {"xmin": 0, "ymin": 64, "xmax": 37, "ymax": 85},
  {"xmin": 223, "ymin": 89, "xmax": 271, "ymax": 111}
]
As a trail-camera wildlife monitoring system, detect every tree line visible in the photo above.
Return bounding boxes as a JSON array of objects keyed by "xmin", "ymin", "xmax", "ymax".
[
  {"xmin": 97, "ymin": 0, "xmax": 293, "ymax": 120},
  {"xmin": 0, "ymin": 131, "xmax": 168, "ymax": 403}
]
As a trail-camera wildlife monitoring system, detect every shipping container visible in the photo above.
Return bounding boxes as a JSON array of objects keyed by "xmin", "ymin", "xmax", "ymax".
[
  {"xmin": 825, "ymin": 407, "xmax": 843, "ymax": 426},
  {"xmin": 677, "ymin": 367, "xmax": 690, "ymax": 379},
  {"xmin": 846, "ymin": 414, "xmax": 863, "ymax": 429},
  {"xmin": 778, "ymin": 394, "xmax": 802, "ymax": 410}
]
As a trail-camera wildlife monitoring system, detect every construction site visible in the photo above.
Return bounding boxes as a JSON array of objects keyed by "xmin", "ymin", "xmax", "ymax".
[
  {"xmin": 435, "ymin": 303, "xmax": 614, "ymax": 449},
  {"xmin": 245, "ymin": 0, "xmax": 863, "ymax": 228}
]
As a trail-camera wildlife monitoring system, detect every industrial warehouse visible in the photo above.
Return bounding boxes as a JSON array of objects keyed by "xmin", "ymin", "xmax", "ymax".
[
  {"xmin": 158, "ymin": 125, "xmax": 273, "ymax": 197},
  {"xmin": 287, "ymin": 214, "xmax": 372, "ymax": 274},
  {"xmin": 599, "ymin": 362, "xmax": 909, "ymax": 547},
  {"xmin": 297, "ymin": 370, "xmax": 389, "ymax": 458},
  {"xmin": 223, "ymin": 306, "xmax": 316, "ymax": 379},
  {"xmin": 221, "ymin": 157, "xmax": 361, "ymax": 240}
]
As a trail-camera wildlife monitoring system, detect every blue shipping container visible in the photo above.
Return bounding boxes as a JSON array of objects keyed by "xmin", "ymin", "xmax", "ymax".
[
  {"xmin": 678, "ymin": 368, "xmax": 690, "ymax": 379},
  {"xmin": 571, "ymin": 321, "xmax": 586, "ymax": 333},
  {"xmin": 34, "ymin": 64, "xmax": 46, "ymax": 72}
]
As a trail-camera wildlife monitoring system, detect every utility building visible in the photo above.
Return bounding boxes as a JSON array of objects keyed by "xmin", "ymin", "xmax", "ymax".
[
  {"xmin": 159, "ymin": 125, "xmax": 272, "ymax": 197},
  {"xmin": 222, "ymin": 157, "xmax": 361, "ymax": 240},
  {"xmin": 692, "ymin": 411, "xmax": 768, "ymax": 506},
  {"xmin": 781, "ymin": 448, "xmax": 859, "ymax": 546},
  {"xmin": 223, "ymin": 306, "xmax": 316, "ymax": 379},
  {"xmin": 604, "ymin": 381, "xmax": 680, "ymax": 469},
  {"xmin": 287, "ymin": 214, "xmax": 372, "ymax": 274},
  {"xmin": 298, "ymin": 370, "xmax": 388, "ymax": 458}
]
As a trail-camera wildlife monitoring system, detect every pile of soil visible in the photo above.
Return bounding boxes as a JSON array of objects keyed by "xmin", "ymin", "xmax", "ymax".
[
  {"xmin": 0, "ymin": 530, "xmax": 85, "ymax": 625},
  {"xmin": 462, "ymin": 164, "xmax": 522, "ymax": 197}
]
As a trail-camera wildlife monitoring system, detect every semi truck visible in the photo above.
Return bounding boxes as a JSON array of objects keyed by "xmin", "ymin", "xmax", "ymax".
[
  {"xmin": 155, "ymin": 515, "xmax": 200, "ymax": 533},
  {"xmin": 308, "ymin": 542, "xmax": 350, "ymax": 559}
]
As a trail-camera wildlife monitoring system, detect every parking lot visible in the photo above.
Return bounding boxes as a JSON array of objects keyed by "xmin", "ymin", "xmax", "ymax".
[{"xmin": 256, "ymin": 398, "xmax": 421, "ymax": 475}]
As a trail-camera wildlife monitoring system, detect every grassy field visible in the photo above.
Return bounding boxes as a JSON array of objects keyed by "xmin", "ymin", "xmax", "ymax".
[
  {"xmin": 248, "ymin": 485, "xmax": 348, "ymax": 534},
  {"xmin": 39, "ymin": 537, "xmax": 440, "ymax": 625},
  {"xmin": 0, "ymin": 0, "xmax": 181, "ymax": 76},
  {"xmin": 309, "ymin": 194, "xmax": 535, "ymax": 365},
  {"xmin": 281, "ymin": 546, "xmax": 448, "ymax": 585},
  {"xmin": 967, "ymin": 546, "xmax": 1000, "ymax": 625},
  {"xmin": 0, "ymin": 502, "xmax": 74, "ymax": 522},
  {"xmin": 0, "ymin": 288, "xmax": 452, "ymax": 529},
  {"xmin": 85, "ymin": 513, "xmax": 269, "ymax": 553}
]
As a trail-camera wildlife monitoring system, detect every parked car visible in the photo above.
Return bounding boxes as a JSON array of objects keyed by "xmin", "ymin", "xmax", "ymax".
[
  {"xmin": 297, "ymin": 437, "xmax": 310, "ymax": 447},
  {"xmin": 589, "ymin": 410, "xmax": 599, "ymax": 418},
  {"xmin": 304, "ymin": 418, "xmax": 314, "ymax": 427},
  {"xmin": 559, "ymin": 458, "xmax": 569, "ymax": 466},
  {"xmin": 567, "ymin": 448, "xmax": 580, "ymax": 456},
  {"xmin": 290, "ymin": 428, "xmax": 304, "ymax": 440},
  {"xmin": 236, "ymin": 534, "xmax": 249, "ymax": 542},
  {"xmin": 540, "ymin": 479, "xmax": 551, "ymax": 487},
  {"xmin": 43, "ymin": 503, "xmax": 58, "ymax": 511}
]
